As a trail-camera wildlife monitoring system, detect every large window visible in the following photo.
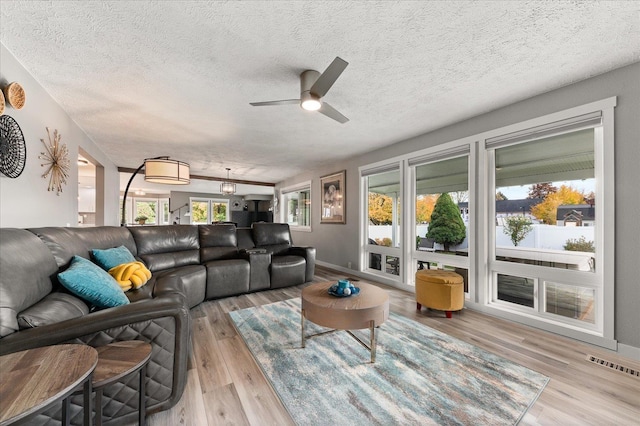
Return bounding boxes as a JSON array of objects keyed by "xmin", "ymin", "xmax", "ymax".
[
  {"xmin": 281, "ymin": 182, "xmax": 311, "ymax": 230},
  {"xmin": 120, "ymin": 196, "xmax": 168, "ymax": 225},
  {"xmin": 190, "ymin": 198, "xmax": 229, "ymax": 224},
  {"xmin": 411, "ymin": 152, "xmax": 470, "ymax": 292},
  {"xmin": 357, "ymin": 98, "xmax": 615, "ymax": 347},
  {"xmin": 485, "ymin": 102, "xmax": 614, "ymax": 343},
  {"xmin": 489, "ymin": 127, "xmax": 599, "ymax": 325},
  {"xmin": 363, "ymin": 165, "xmax": 401, "ymax": 278}
]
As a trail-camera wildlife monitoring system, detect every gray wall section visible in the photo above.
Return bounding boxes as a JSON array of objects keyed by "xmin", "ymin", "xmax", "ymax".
[
  {"xmin": 280, "ymin": 62, "xmax": 640, "ymax": 350},
  {"xmin": 0, "ymin": 43, "xmax": 120, "ymax": 227}
]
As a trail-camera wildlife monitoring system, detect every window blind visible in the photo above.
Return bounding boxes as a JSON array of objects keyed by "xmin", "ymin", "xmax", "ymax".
[
  {"xmin": 408, "ymin": 145, "xmax": 470, "ymax": 167},
  {"xmin": 360, "ymin": 163, "xmax": 400, "ymax": 177},
  {"xmin": 485, "ymin": 111, "xmax": 602, "ymax": 149}
]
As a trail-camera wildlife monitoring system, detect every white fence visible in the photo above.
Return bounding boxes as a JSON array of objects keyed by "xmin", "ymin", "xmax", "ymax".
[{"xmin": 369, "ymin": 224, "xmax": 595, "ymax": 251}]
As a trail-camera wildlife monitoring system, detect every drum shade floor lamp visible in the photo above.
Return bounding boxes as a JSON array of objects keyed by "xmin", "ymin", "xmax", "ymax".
[{"xmin": 121, "ymin": 157, "xmax": 190, "ymax": 226}]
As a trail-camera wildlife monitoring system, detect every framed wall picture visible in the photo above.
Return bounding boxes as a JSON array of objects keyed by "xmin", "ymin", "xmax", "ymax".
[{"xmin": 320, "ymin": 170, "xmax": 346, "ymax": 224}]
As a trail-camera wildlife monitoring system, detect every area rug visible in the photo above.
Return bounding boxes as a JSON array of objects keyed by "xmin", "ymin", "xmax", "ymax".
[{"xmin": 229, "ymin": 298, "xmax": 548, "ymax": 425}]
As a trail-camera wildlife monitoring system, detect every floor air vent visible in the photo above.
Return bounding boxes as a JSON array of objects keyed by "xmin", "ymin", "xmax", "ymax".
[{"xmin": 587, "ymin": 355, "xmax": 640, "ymax": 378}]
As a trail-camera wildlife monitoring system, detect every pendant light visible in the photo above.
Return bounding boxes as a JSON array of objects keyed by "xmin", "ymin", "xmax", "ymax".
[{"xmin": 220, "ymin": 168, "xmax": 236, "ymax": 195}]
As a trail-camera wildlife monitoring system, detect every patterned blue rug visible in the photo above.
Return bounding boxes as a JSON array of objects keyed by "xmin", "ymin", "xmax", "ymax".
[{"xmin": 229, "ymin": 298, "xmax": 548, "ymax": 425}]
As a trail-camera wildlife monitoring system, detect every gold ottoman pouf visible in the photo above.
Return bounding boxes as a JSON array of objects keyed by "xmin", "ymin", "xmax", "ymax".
[{"xmin": 415, "ymin": 269, "xmax": 464, "ymax": 318}]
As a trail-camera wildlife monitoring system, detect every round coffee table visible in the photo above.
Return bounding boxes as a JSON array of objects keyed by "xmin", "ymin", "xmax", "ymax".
[
  {"xmin": 301, "ymin": 281, "xmax": 389, "ymax": 362},
  {"xmin": 0, "ymin": 344, "xmax": 98, "ymax": 426}
]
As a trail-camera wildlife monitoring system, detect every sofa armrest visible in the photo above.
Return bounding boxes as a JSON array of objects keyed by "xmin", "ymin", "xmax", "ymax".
[
  {"xmin": 0, "ymin": 293, "xmax": 190, "ymax": 418},
  {"xmin": 289, "ymin": 246, "xmax": 316, "ymax": 282},
  {"xmin": 240, "ymin": 250, "xmax": 271, "ymax": 291},
  {"xmin": 0, "ymin": 293, "xmax": 186, "ymax": 352}
]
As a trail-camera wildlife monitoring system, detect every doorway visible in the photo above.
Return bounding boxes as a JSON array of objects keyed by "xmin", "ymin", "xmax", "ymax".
[{"xmin": 77, "ymin": 148, "xmax": 105, "ymax": 226}]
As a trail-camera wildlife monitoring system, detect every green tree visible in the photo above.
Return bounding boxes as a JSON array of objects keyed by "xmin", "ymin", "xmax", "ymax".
[
  {"xmin": 426, "ymin": 193, "xmax": 466, "ymax": 251},
  {"xmin": 503, "ymin": 215, "xmax": 533, "ymax": 246},
  {"xmin": 135, "ymin": 201, "xmax": 156, "ymax": 223},
  {"xmin": 191, "ymin": 201, "xmax": 208, "ymax": 223},
  {"xmin": 213, "ymin": 203, "xmax": 227, "ymax": 222}
]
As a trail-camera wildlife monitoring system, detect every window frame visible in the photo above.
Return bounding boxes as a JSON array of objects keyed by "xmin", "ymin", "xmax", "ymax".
[
  {"xmin": 280, "ymin": 181, "xmax": 312, "ymax": 232},
  {"xmin": 356, "ymin": 97, "xmax": 616, "ymax": 349},
  {"xmin": 408, "ymin": 145, "xmax": 473, "ymax": 298},
  {"xmin": 360, "ymin": 161, "xmax": 403, "ymax": 283},
  {"xmin": 189, "ymin": 197, "xmax": 230, "ymax": 224},
  {"xmin": 480, "ymin": 97, "xmax": 616, "ymax": 349}
]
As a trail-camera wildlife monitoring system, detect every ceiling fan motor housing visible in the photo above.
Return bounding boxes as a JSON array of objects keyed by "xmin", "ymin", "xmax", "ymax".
[
  {"xmin": 300, "ymin": 70, "xmax": 321, "ymax": 94},
  {"xmin": 300, "ymin": 70, "xmax": 321, "ymax": 110}
]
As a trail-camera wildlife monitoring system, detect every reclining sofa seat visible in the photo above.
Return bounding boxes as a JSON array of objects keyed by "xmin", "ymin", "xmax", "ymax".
[
  {"xmin": 0, "ymin": 227, "xmax": 190, "ymax": 425},
  {"xmin": 198, "ymin": 224, "xmax": 251, "ymax": 298},
  {"xmin": 251, "ymin": 222, "xmax": 316, "ymax": 288},
  {"xmin": 128, "ymin": 225, "xmax": 206, "ymax": 308}
]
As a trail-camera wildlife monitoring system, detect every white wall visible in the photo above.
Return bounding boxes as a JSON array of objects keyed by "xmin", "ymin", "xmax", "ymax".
[
  {"xmin": 0, "ymin": 43, "xmax": 120, "ymax": 227},
  {"xmin": 278, "ymin": 62, "xmax": 640, "ymax": 352}
]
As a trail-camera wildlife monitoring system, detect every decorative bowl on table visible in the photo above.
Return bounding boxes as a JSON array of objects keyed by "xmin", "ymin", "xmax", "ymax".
[{"xmin": 328, "ymin": 279, "xmax": 360, "ymax": 297}]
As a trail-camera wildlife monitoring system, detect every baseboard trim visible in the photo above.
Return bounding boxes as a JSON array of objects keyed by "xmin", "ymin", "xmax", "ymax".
[
  {"xmin": 315, "ymin": 260, "xmax": 403, "ymax": 288},
  {"xmin": 616, "ymin": 343, "xmax": 640, "ymax": 361}
]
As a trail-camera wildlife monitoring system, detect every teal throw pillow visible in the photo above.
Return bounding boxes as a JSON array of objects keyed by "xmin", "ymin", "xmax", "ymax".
[
  {"xmin": 58, "ymin": 256, "xmax": 130, "ymax": 308},
  {"xmin": 91, "ymin": 245, "xmax": 136, "ymax": 271}
]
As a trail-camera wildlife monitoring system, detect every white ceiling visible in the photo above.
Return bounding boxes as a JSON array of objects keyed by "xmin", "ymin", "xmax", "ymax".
[{"xmin": 2, "ymin": 1, "xmax": 639, "ymax": 186}]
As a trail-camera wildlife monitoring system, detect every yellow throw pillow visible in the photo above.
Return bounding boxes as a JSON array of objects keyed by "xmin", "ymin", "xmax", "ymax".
[{"xmin": 108, "ymin": 261, "xmax": 152, "ymax": 292}]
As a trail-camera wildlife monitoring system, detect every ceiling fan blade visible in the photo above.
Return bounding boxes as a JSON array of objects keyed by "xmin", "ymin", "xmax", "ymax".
[
  {"xmin": 319, "ymin": 102, "xmax": 349, "ymax": 124},
  {"xmin": 310, "ymin": 57, "xmax": 348, "ymax": 98},
  {"xmin": 250, "ymin": 99, "xmax": 300, "ymax": 106}
]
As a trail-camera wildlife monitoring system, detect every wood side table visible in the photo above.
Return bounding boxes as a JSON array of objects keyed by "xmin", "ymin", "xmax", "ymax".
[
  {"xmin": 301, "ymin": 281, "xmax": 389, "ymax": 362},
  {"xmin": 0, "ymin": 344, "xmax": 98, "ymax": 426},
  {"xmin": 92, "ymin": 341, "xmax": 152, "ymax": 426}
]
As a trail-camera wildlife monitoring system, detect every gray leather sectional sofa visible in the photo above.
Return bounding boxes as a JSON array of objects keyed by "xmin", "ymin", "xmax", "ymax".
[{"xmin": 0, "ymin": 222, "xmax": 315, "ymax": 425}]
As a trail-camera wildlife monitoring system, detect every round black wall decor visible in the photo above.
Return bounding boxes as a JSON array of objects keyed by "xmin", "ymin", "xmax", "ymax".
[{"xmin": 0, "ymin": 115, "xmax": 27, "ymax": 178}]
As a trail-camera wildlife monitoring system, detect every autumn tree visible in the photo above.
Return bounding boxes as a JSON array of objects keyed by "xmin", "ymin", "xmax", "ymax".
[
  {"xmin": 368, "ymin": 193, "xmax": 393, "ymax": 225},
  {"xmin": 531, "ymin": 185, "xmax": 585, "ymax": 225},
  {"xmin": 584, "ymin": 191, "xmax": 596, "ymax": 206},
  {"xmin": 528, "ymin": 182, "xmax": 558, "ymax": 199},
  {"xmin": 503, "ymin": 215, "xmax": 533, "ymax": 246},
  {"xmin": 426, "ymin": 193, "xmax": 466, "ymax": 251},
  {"xmin": 415, "ymin": 194, "xmax": 438, "ymax": 223}
]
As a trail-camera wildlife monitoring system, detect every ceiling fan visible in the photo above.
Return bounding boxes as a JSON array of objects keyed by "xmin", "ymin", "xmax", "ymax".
[{"xmin": 250, "ymin": 57, "xmax": 349, "ymax": 123}]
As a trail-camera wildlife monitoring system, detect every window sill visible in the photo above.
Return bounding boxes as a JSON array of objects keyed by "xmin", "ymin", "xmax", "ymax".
[{"xmin": 290, "ymin": 226, "xmax": 312, "ymax": 233}]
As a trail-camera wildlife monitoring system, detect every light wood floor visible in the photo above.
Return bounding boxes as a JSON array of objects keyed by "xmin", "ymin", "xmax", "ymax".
[{"xmin": 148, "ymin": 266, "xmax": 640, "ymax": 426}]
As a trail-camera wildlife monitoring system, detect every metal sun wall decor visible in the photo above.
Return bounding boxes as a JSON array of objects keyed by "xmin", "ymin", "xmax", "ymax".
[{"xmin": 38, "ymin": 127, "xmax": 70, "ymax": 195}]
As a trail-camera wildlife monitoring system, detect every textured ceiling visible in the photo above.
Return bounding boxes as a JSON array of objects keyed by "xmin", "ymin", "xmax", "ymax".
[{"xmin": 1, "ymin": 1, "xmax": 639, "ymax": 185}]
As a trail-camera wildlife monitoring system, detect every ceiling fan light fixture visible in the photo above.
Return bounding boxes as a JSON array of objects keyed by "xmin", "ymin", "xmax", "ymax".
[{"xmin": 300, "ymin": 91, "xmax": 321, "ymax": 111}]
